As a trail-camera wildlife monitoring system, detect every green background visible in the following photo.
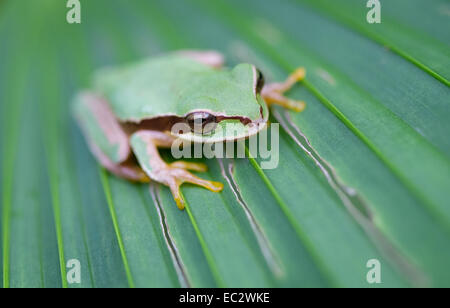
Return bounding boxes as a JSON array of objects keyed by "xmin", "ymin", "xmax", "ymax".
[{"xmin": 0, "ymin": 0, "xmax": 449, "ymax": 287}]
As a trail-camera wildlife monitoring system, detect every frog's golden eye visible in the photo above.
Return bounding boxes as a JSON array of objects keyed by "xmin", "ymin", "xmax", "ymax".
[
  {"xmin": 185, "ymin": 112, "xmax": 217, "ymax": 134},
  {"xmin": 256, "ymin": 68, "xmax": 265, "ymax": 94}
]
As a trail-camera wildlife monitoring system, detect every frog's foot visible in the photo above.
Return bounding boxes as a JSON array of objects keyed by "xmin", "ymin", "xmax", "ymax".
[
  {"xmin": 165, "ymin": 166, "xmax": 224, "ymax": 210},
  {"xmin": 130, "ymin": 130, "xmax": 223, "ymax": 210},
  {"xmin": 261, "ymin": 67, "xmax": 306, "ymax": 112}
]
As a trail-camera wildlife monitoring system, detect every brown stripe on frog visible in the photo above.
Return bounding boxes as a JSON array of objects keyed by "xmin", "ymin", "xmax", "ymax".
[{"xmin": 81, "ymin": 92, "xmax": 131, "ymax": 163}]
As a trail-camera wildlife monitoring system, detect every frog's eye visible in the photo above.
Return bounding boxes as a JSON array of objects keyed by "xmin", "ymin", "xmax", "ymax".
[
  {"xmin": 256, "ymin": 68, "xmax": 265, "ymax": 94},
  {"xmin": 185, "ymin": 112, "xmax": 217, "ymax": 134}
]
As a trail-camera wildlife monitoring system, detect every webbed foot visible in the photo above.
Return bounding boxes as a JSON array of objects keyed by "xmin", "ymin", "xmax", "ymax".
[
  {"xmin": 165, "ymin": 164, "xmax": 223, "ymax": 210},
  {"xmin": 261, "ymin": 67, "xmax": 306, "ymax": 112}
]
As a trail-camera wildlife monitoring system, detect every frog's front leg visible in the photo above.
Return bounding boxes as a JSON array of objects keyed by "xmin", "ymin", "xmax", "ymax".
[
  {"xmin": 261, "ymin": 67, "xmax": 306, "ymax": 112},
  {"xmin": 130, "ymin": 131, "xmax": 223, "ymax": 210},
  {"xmin": 73, "ymin": 92, "xmax": 149, "ymax": 182}
]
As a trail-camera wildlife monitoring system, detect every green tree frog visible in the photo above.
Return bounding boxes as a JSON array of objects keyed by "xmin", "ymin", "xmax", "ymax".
[{"xmin": 72, "ymin": 50, "xmax": 305, "ymax": 209}]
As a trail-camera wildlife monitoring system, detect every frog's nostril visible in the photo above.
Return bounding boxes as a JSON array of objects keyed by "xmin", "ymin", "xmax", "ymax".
[{"xmin": 185, "ymin": 112, "xmax": 217, "ymax": 134}]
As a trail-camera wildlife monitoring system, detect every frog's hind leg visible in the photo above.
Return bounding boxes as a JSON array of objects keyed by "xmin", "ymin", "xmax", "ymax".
[
  {"xmin": 130, "ymin": 130, "xmax": 223, "ymax": 210},
  {"xmin": 72, "ymin": 92, "xmax": 149, "ymax": 182},
  {"xmin": 176, "ymin": 50, "xmax": 224, "ymax": 68},
  {"xmin": 261, "ymin": 67, "xmax": 306, "ymax": 112}
]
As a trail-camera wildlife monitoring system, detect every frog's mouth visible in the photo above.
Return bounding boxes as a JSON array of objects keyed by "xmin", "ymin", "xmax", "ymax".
[
  {"xmin": 173, "ymin": 96, "xmax": 269, "ymax": 143},
  {"xmin": 174, "ymin": 118, "xmax": 267, "ymax": 143}
]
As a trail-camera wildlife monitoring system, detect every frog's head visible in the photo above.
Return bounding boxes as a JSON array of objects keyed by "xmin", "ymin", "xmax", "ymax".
[{"xmin": 172, "ymin": 63, "xmax": 268, "ymax": 143}]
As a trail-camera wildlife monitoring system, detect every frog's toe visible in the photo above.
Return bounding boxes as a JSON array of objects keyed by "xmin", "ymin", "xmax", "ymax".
[
  {"xmin": 177, "ymin": 170, "xmax": 224, "ymax": 193},
  {"xmin": 286, "ymin": 99, "xmax": 306, "ymax": 112},
  {"xmin": 169, "ymin": 161, "xmax": 208, "ymax": 172},
  {"xmin": 263, "ymin": 92, "xmax": 306, "ymax": 112},
  {"xmin": 291, "ymin": 67, "xmax": 306, "ymax": 82},
  {"xmin": 166, "ymin": 168, "xmax": 224, "ymax": 210},
  {"xmin": 170, "ymin": 167, "xmax": 224, "ymax": 192},
  {"xmin": 168, "ymin": 179, "xmax": 185, "ymax": 210}
]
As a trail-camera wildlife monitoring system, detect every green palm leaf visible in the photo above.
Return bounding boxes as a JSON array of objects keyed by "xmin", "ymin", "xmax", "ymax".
[{"xmin": 1, "ymin": 0, "xmax": 449, "ymax": 288}]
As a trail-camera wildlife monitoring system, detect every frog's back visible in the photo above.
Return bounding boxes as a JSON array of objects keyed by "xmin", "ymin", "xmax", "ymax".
[{"xmin": 94, "ymin": 53, "xmax": 215, "ymax": 122}]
